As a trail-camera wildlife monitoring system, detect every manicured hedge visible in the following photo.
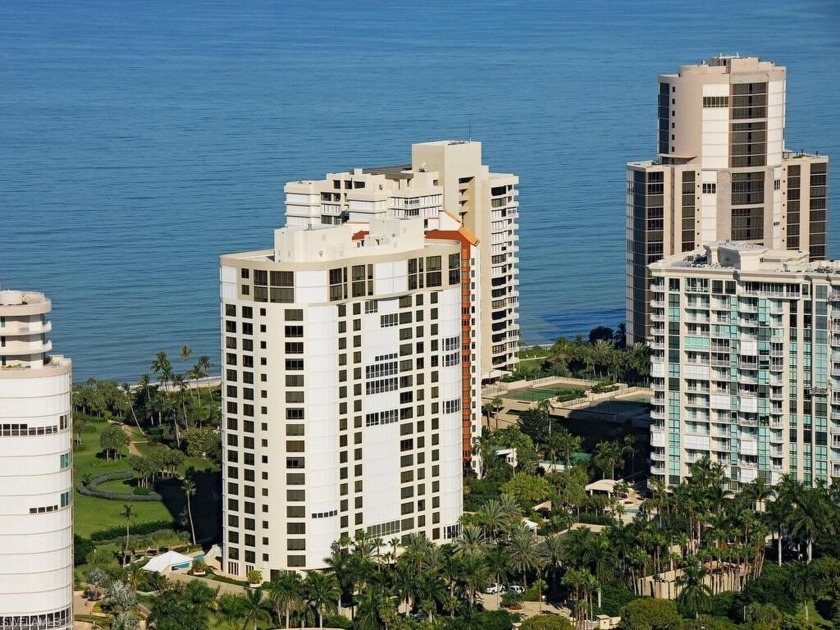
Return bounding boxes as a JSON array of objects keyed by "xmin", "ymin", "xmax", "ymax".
[
  {"xmin": 77, "ymin": 470, "xmax": 163, "ymax": 502},
  {"xmin": 90, "ymin": 519, "xmax": 175, "ymax": 543}
]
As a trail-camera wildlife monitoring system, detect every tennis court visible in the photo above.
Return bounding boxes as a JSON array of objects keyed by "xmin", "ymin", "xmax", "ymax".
[{"xmin": 505, "ymin": 386, "xmax": 584, "ymax": 403}]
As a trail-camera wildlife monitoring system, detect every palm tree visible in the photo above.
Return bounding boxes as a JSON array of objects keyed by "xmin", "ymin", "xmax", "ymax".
[
  {"xmin": 621, "ymin": 434, "xmax": 637, "ymax": 477},
  {"xmin": 676, "ymin": 562, "xmax": 712, "ymax": 619},
  {"xmin": 562, "ymin": 567, "xmax": 595, "ymax": 627},
  {"xmin": 539, "ymin": 533, "xmax": 564, "ymax": 593},
  {"xmin": 267, "ymin": 571, "xmax": 304, "ymax": 628},
  {"xmin": 491, "ymin": 396, "xmax": 504, "ymax": 431},
  {"xmin": 121, "ymin": 382, "xmax": 145, "ymax": 436},
  {"xmin": 554, "ymin": 427, "xmax": 582, "ymax": 469},
  {"xmin": 305, "ymin": 571, "xmax": 339, "ymax": 628},
  {"xmin": 532, "ymin": 578, "xmax": 548, "ymax": 612},
  {"xmin": 218, "ymin": 593, "xmax": 246, "ymax": 629},
  {"xmin": 151, "ymin": 351, "xmax": 173, "ymax": 390},
  {"xmin": 787, "ymin": 561, "xmax": 820, "ymax": 621},
  {"xmin": 121, "ymin": 504, "xmax": 133, "ymax": 565},
  {"xmin": 477, "ymin": 498, "xmax": 506, "ymax": 541},
  {"xmin": 594, "ymin": 440, "xmax": 622, "ymax": 480},
  {"xmin": 182, "ymin": 478, "xmax": 197, "ymax": 545},
  {"xmin": 507, "ymin": 523, "xmax": 539, "ymax": 587},
  {"xmin": 454, "ymin": 524, "xmax": 487, "ymax": 557},
  {"xmin": 788, "ymin": 485, "xmax": 833, "ymax": 563},
  {"xmin": 241, "ymin": 587, "xmax": 269, "ymax": 630},
  {"xmin": 457, "ymin": 552, "xmax": 489, "ymax": 610}
]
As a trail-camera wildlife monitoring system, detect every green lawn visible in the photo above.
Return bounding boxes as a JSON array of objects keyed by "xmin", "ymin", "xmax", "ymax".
[
  {"xmin": 73, "ymin": 421, "xmax": 220, "ymax": 542},
  {"xmin": 73, "ymin": 421, "xmax": 175, "ymax": 537}
]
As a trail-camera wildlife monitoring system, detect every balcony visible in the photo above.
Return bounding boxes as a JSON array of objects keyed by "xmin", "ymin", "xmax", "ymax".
[
  {"xmin": 650, "ymin": 299, "xmax": 665, "ymax": 308},
  {"xmin": 650, "ymin": 450, "xmax": 666, "ymax": 462},
  {"xmin": 651, "ymin": 464, "xmax": 666, "ymax": 476},
  {"xmin": 651, "ymin": 312, "xmax": 665, "ymax": 322},
  {"xmin": 650, "ymin": 340, "xmax": 665, "ymax": 350},
  {"xmin": 650, "ymin": 408, "xmax": 665, "ymax": 420}
]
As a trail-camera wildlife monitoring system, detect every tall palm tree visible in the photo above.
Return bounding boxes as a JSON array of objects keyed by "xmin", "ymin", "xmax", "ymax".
[
  {"xmin": 266, "ymin": 571, "xmax": 304, "ymax": 628},
  {"xmin": 789, "ymin": 485, "xmax": 833, "ymax": 564},
  {"xmin": 182, "ymin": 478, "xmax": 197, "ymax": 545},
  {"xmin": 151, "ymin": 351, "xmax": 172, "ymax": 390},
  {"xmin": 218, "ymin": 594, "xmax": 246, "ymax": 630},
  {"xmin": 454, "ymin": 524, "xmax": 487, "ymax": 557},
  {"xmin": 676, "ymin": 562, "xmax": 712, "ymax": 619},
  {"xmin": 594, "ymin": 440, "xmax": 622, "ymax": 480},
  {"xmin": 121, "ymin": 504, "xmax": 133, "ymax": 565},
  {"xmin": 456, "ymin": 552, "xmax": 489, "ymax": 610},
  {"xmin": 507, "ymin": 523, "xmax": 539, "ymax": 587},
  {"xmin": 539, "ymin": 533, "xmax": 564, "ymax": 593},
  {"xmin": 786, "ymin": 561, "xmax": 820, "ymax": 621},
  {"xmin": 491, "ymin": 396, "xmax": 504, "ymax": 431},
  {"xmin": 477, "ymin": 498, "xmax": 506, "ymax": 540},
  {"xmin": 554, "ymin": 427, "xmax": 582, "ymax": 469},
  {"xmin": 305, "ymin": 571, "xmax": 339, "ymax": 628},
  {"xmin": 240, "ymin": 587, "xmax": 269, "ymax": 630},
  {"xmin": 621, "ymin": 434, "xmax": 637, "ymax": 477}
]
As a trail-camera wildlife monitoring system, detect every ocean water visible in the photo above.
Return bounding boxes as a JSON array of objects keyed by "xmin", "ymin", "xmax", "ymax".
[{"xmin": 2, "ymin": 0, "xmax": 839, "ymax": 382}]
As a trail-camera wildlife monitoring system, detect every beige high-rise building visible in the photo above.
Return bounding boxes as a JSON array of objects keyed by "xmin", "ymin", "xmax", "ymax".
[
  {"xmin": 649, "ymin": 243, "xmax": 840, "ymax": 488},
  {"xmin": 284, "ymin": 140, "xmax": 520, "ymax": 378},
  {"xmin": 627, "ymin": 56, "xmax": 829, "ymax": 344},
  {"xmin": 219, "ymin": 218, "xmax": 472, "ymax": 575}
]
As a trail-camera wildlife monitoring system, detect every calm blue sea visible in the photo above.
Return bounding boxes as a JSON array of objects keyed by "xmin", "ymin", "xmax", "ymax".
[{"xmin": 2, "ymin": 1, "xmax": 839, "ymax": 382}]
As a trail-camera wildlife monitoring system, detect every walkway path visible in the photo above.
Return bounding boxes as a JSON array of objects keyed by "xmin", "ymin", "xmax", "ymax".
[{"xmin": 119, "ymin": 423, "xmax": 145, "ymax": 457}]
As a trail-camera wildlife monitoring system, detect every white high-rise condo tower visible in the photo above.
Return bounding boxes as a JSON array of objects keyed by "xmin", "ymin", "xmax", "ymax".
[
  {"xmin": 0, "ymin": 290, "xmax": 73, "ymax": 630},
  {"xmin": 627, "ymin": 56, "xmax": 829, "ymax": 344},
  {"xmin": 220, "ymin": 217, "xmax": 476, "ymax": 576}
]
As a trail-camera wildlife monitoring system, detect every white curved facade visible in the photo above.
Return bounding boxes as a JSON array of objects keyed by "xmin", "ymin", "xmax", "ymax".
[{"xmin": 0, "ymin": 290, "xmax": 73, "ymax": 630}]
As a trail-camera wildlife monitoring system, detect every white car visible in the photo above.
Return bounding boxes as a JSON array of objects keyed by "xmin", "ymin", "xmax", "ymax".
[
  {"xmin": 485, "ymin": 583, "xmax": 506, "ymax": 594},
  {"xmin": 508, "ymin": 584, "xmax": 525, "ymax": 594}
]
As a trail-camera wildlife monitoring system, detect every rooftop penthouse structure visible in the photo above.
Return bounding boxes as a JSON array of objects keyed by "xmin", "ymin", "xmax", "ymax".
[{"xmin": 627, "ymin": 56, "xmax": 829, "ymax": 344}]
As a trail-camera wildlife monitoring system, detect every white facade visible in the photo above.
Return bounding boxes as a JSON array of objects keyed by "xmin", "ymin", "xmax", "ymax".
[
  {"xmin": 220, "ymin": 219, "xmax": 468, "ymax": 575},
  {"xmin": 0, "ymin": 290, "xmax": 73, "ymax": 630},
  {"xmin": 649, "ymin": 244, "xmax": 840, "ymax": 488},
  {"xmin": 283, "ymin": 140, "xmax": 519, "ymax": 379}
]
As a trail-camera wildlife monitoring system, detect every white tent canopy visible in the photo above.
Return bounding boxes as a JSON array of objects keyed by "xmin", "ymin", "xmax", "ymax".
[{"xmin": 142, "ymin": 550, "xmax": 195, "ymax": 573}]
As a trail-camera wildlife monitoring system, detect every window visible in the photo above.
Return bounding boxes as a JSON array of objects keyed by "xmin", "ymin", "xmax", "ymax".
[
  {"xmin": 443, "ymin": 398, "xmax": 461, "ymax": 414},
  {"xmin": 702, "ymin": 183, "xmax": 716, "ymax": 194},
  {"xmin": 381, "ymin": 313, "xmax": 398, "ymax": 328},
  {"xmin": 329, "ymin": 268, "xmax": 347, "ymax": 301}
]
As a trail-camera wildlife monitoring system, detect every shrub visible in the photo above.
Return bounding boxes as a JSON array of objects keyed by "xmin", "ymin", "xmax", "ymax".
[
  {"xmin": 620, "ymin": 598, "xmax": 680, "ymax": 630},
  {"xmin": 74, "ymin": 535, "xmax": 95, "ymax": 567},
  {"xmin": 90, "ymin": 520, "xmax": 175, "ymax": 543},
  {"xmin": 591, "ymin": 380, "xmax": 618, "ymax": 394},
  {"xmin": 734, "ymin": 563, "xmax": 798, "ymax": 615},
  {"xmin": 323, "ymin": 615, "xmax": 352, "ymax": 630},
  {"xmin": 521, "ymin": 616, "xmax": 574, "ymax": 630},
  {"xmin": 594, "ymin": 584, "xmax": 636, "ymax": 617},
  {"xmin": 554, "ymin": 389, "xmax": 585, "ymax": 402},
  {"xmin": 76, "ymin": 471, "xmax": 163, "ymax": 502},
  {"xmin": 133, "ymin": 487, "xmax": 151, "ymax": 496}
]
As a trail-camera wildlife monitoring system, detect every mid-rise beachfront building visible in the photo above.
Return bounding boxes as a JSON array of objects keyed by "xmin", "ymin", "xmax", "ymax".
[
  {"xmin": 284, "ymin": 140, "xmax": 520, "ymax": 379},
  {"xmin": 627, "ymin": 56, "xmax": 829, "ymax": 344},
  {"xmin": 219, "ymin": 217, "xmax": 472, "ymax": 576},
  {"xmin": 0, "ymin": 290, "xmax": 73, "ymax": 630},
  {"xmin": 649, "ymin": 242, "xmax": 840, "ymax": 488}
]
